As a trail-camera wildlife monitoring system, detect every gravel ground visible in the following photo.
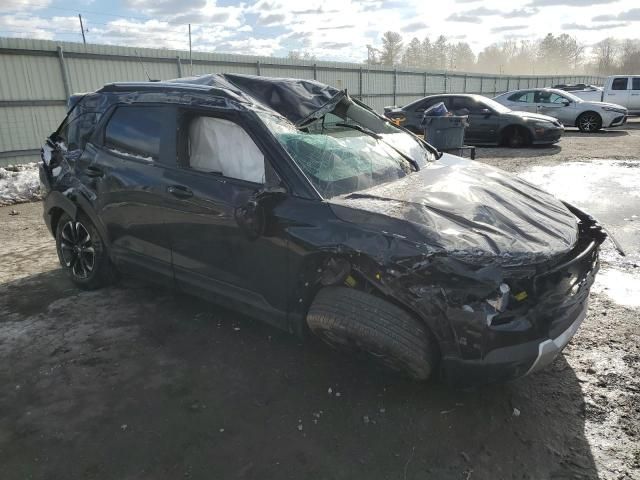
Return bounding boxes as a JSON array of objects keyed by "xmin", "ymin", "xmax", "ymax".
[{"xmin": 0, "ymin": 120, "xmax": 638, "ymax": 480}]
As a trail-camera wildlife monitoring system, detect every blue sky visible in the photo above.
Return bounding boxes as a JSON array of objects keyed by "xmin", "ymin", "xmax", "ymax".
[{"xmin": 1, "ymin": 0, "xmax": 639, "ymax": 61}]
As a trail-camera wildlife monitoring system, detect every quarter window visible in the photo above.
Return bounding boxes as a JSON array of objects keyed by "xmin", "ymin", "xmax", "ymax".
[
  {"xmin": 612, "ymin": 78, "xmax": 628, "ymax": 90},
  {"xmin": 104, "ymin": 106, "xmax": 166, "ymax": 161},
  {"xmin": 187, "ymin": 116, "xmax": 265, "ymax": 184},
  {"xmin": 58, "ymin": 112, "xmax": 100, "ymax": 151}
]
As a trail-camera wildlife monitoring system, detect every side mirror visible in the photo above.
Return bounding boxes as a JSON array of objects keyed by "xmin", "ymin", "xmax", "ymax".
[
  {"xmin": 235, "ymin": 185, "xmax": 287, "ymax": 239},
  {"xmin": 256, "ymin": 185, "xmax": 287, "ymax": 199},
  {"xmin": 562, "ymin": 100, "xmax": 571, "ymax": 106},
  {"xmin": 480, "ymin": 108, "xmax": 492, "ymax": 116}
]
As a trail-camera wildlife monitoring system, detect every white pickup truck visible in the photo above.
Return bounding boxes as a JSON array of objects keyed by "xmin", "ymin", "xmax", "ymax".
[{"xmin": 601, "ymin": 76, "xmax": 640, "ymax": 114}]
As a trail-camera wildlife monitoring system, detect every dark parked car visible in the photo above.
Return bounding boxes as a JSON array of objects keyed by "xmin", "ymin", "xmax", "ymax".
[
  {"xmin": 40, "ymin": 74, "xmax": 605, "ymax": 385},
  {"xmin": 384, "ymin": 94, "xmax": 564, "ymax": 147}
]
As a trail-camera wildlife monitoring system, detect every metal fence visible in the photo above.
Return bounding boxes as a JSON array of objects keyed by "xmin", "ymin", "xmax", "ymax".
[{"xmin": 0, "ymin": 37, "xmax": 605, "ymax": 167}]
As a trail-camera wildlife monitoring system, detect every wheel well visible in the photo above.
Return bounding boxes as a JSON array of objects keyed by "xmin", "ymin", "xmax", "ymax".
[
  {"xmin": 578, "ymin": 110, "xmax": 602, "ymax": 121},
  {"xmin": 49, "ymin": 207, "xmax": 65, "ymax": 234},
  {"xmin": 50, "ymin": 205, "xmax": 86, "ymax": 234},
  {"xmin": 501, "ymin": 124, "xmax": 531, "ymax": 143},
  {"xmin": 301, "ymin": 255, "xmax": 441, "ymax": 347}
]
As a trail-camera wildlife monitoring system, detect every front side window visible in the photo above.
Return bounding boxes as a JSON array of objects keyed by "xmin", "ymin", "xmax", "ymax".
[
  {"xmin": 187, "ymin": 116, "xmax": 265, "ymax": 184},
  {"xmin": 632, "ymin": 78, "xmax": 640, "ymax": 90},
  {"xmin": 450, "ymin": 97, "xmax": 484, "ymax": 114},
  {"xmin": 536, "ymin": 92, "xmax": 567, "ymax": 104},
  {"xmin": 104, "ymin": 106, "xmax": 165, "ymax": 161},
  {"xmin": 414, "ymin": 98, "xmax": 441, "ymax": 112},
  {"xmin": 612, "ymin": 77, "xmax": 628, "ymax": 90}
]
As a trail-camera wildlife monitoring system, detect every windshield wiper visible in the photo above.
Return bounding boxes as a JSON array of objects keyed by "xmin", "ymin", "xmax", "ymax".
[
  {"xmin": 335, "ymin": 122, "xmax": 420, "ymax": 172},
  {"xmin": 335, "ymin": 122, "xmax": 381, "ymax": 139}
]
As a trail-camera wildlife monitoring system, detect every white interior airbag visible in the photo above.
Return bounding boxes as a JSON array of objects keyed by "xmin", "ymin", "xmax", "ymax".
[{"xmin": 189, "ymin": 117, "xmax": 265, "ymax": 183}]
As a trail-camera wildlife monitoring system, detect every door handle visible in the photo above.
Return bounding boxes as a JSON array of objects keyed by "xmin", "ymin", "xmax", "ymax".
[
  {"xmin": 85, "ymin": 165, "xmax": 104, "ymax": 177},
  {"xmin": 167, "ymin": 185, "xmax": 193, "ymax": 199}
]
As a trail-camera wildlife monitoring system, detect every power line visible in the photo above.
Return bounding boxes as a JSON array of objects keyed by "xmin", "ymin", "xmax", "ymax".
[
  {"xmin": 4, "ymin": 1, "xmax": 226, "ymax": 31},
  {"xmin": 3, "ymin": 1, "xmax": 159, "ymax": 23}
]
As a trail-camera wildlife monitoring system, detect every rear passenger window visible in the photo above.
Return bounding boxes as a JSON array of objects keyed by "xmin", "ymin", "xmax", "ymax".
[
  {"xmin": 104, "ymin": 106, "xmax": 166, "ymax": 161},
  {"xmin": 612, "ymin": 78, "xmax": 628, "ymax": 90},
  {"xmin": 508, "ymin": 91, "xmax": 534, "ymax": 103},
  {"xmin": 633, "ymin": 78, "xmax": 640, "ymax": 90}
]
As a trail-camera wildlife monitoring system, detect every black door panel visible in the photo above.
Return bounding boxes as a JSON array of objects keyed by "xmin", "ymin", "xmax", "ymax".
[
  {"xmin": 163, "ymin": 168, "xmax": 290, "ymax": 329},
  {"xmin": 85, "ymin": 104, "xmax": 177, "ymax": 284}
]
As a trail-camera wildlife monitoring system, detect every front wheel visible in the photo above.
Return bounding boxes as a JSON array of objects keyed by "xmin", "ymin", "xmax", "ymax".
[
  {"xmin": 577, "ymin": 112, "xmax": 602, "ymax": 132},
  {"xmin": 503, "ymin": 126, "xmax": 531, "ymax": 148},
  {"xmin": 55, "ymin": 212, "xmax": 116, "ymax": 289},
  {"xmin": 306, "ymin": 287, "xmax": 438, "ymax": 380}
]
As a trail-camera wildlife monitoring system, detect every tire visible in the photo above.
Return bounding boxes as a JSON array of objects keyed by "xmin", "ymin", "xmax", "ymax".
[
  {"xmin": 503, "ymin": 126, "xmax": 531, "ymax": 148},
  {"xmin": 55, "ymin": 212, "xmax": 115, "ymax": 290},
  {"xmin": 306, "ymin": 287, "xmax": 438, "ymax": 380},
  {"xmin": 577, "ymin": 112, "xmax": 602, "ymax": 132}
]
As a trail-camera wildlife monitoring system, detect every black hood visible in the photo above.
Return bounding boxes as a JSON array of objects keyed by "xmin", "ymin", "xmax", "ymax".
[
  {"xmin": 169, "ymin": 73, "xmax": 343, "ymax": 126},
  {"xmin": 329, "ymin": 154, "xmax": 578, "ymax": 266}
]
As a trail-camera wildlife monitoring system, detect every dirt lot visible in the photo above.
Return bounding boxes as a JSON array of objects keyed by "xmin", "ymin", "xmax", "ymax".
[{"xmin": 1, "ymin": 121, "xmax": 639, "ymax": 480}]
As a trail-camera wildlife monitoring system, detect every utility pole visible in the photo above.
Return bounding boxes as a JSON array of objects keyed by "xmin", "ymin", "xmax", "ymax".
[
  {"xmin": 188, "ymin": 24, "xmax": 193, "ymax": 75},
  {"xmin": 78, "ymin": 14, "xmax": 86, "ymax": 45}
]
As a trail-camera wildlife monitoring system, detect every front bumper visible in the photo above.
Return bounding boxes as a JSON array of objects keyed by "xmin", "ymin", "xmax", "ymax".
[
  {"xmin": 525, "ymin": 302, "xmax": 586, "ymax": 375},
  {"xmin": 438, "ymin": 209, "xmax": 603, "ymax": 386},
  {"xmin": 531, "ymin": 125, "xmax": 564, "ymax": 145},
  {"xmin": 608, "ymin": 115, "xmax": 627, "ymax": 128},
  {"xmin": 441, "ymin": 295, "xmax": 590, "ymax": 386}
]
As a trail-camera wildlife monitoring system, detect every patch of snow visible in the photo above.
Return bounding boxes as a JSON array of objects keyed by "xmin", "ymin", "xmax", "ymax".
[{"xmin": 0, "ymin": 163, "xmax": 41, "ymax": 206}]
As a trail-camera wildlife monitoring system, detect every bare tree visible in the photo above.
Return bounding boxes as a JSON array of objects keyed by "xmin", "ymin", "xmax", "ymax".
[
  {"xmin": 592, "ymin": 38, "xmax": 619, "ymax": 74},
  {"xmin": 379, "ymin": 31, "xmax": 403, "ymax": 66},
  {"xmin": 432, "ymin": 35, "xmax": 448, "ymax": 70},
  {"xmin": 448, "ymin": 42, "xmax": 475, "ymax": 71},
  {"xmin": 401, "ymin": 37, "xmax": 423, "ymax": 67},
  {"xmin": 288, "ymin": 50, "xmax": 317, "ymax": 61},
  {"xmin": 619, "ymin": 39, "xmax": 640, "ymax": 73},
  {"xmin": 422, "ymin": 37, "xmax": 434, "ymax": 69}
]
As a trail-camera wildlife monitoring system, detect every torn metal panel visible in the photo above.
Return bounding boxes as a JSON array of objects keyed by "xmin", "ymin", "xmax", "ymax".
[{"xmin": 169, "ymin": 73, "xmax": 343, "ymax": 126}]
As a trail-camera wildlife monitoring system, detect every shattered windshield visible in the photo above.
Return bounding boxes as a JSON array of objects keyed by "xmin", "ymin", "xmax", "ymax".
[{"xmin": 258, "ymin": 103, "xmax": 432, "ymax": 198}]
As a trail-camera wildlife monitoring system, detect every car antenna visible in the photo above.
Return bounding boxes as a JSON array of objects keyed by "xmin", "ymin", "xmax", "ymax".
[{"xmin": 134, "ymin": 49, "xmax": 159, "ymax": 82}]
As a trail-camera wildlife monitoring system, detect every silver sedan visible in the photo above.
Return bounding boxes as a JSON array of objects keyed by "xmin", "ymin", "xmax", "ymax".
[{"xmin": 493, "ymin": 88, "xmax": 627, "ymax": 132}]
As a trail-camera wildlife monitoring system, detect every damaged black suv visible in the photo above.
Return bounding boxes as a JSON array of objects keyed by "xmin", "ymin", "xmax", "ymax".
[{"xmin": 40, "ymin": 74, "xmax": 606, "ymax": 385}]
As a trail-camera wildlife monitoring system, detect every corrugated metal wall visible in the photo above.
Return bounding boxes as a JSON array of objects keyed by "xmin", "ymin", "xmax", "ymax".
[{"xmin": 0, "ymin": 37, "xmax": 605, "ymax": 166}]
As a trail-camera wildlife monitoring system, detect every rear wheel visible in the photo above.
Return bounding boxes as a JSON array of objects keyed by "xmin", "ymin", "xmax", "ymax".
[
  {"xmin": 503, "ymin": 125, "xmax": 531, "ymax": 148},
  {"xmin": 577, "ymin": 112, "xmax": 602, "ymax": 132},
  {"xmin": 306, "ymin": 287, "xmax": 438, "ymax": 380},
  {"xmin": 55, "ymin": 212, "xmax": 115, "ymax": 289}
]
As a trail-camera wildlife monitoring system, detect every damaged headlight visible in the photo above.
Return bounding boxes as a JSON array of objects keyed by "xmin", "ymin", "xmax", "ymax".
[{"xmin": 486, "ymin": 283, "xmax": 510, "ymax": 313}]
